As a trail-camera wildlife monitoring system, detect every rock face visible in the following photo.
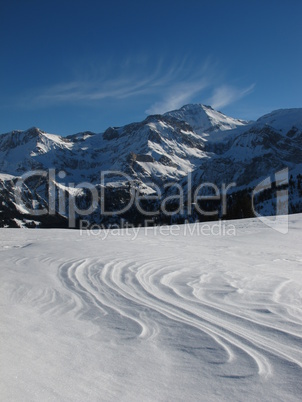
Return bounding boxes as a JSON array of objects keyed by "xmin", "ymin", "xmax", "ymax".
[
  {"xmin": 103, "ymin": 127, "xmax": 119, "ymax": 140},
  {"xmin": 0, "ymin": 105, "xmax": 302, "ymax": 227}
]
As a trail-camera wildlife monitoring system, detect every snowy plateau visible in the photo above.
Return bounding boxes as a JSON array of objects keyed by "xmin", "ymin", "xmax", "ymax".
[{"xmin": 0, "ymin": 215, "xmax": 302, "ymax": 401}]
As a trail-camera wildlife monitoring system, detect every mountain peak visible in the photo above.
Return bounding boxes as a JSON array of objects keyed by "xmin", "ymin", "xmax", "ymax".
[
  {"xmin": 166, "ymin": 103, "xmax": 213, "ymax": 115},
  {"xmin": 25, "ymin": 126, "xmax": 43, "ymax": 134},
  {"xmin": 164, "ymin": 103, "xmax": 249, "ymax": 140},
  {"xmin": 179, "ymin": 103, "xmax": 213, "ymax": 110}
]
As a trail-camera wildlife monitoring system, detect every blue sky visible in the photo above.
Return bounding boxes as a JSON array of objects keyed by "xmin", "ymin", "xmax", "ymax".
[{"xmin": 0, "ymin": 0, "xmax": 301, "ymax": 135}]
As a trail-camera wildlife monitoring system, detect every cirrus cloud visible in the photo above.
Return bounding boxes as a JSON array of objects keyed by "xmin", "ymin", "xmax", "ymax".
[
  {"xmin": 207, "ymin": 84, "xmax": 255, "ymax": 110},
  {"xmin": 20, "ymin": 56, "xmax": 255, "ymax": 116}
]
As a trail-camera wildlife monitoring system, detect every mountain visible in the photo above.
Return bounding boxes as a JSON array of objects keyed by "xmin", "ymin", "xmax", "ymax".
[
  {"xmin": 0, "ymin": 105, "xmax": 301, "ymax": 228},
  {"xmin": 0, "ymin": 116, "xmax": 207, "ymax": 185},
  {"xmin": 165, "ymin": 104, "xmax": 249, "ymax": 142},
  {"xmin": 256, "ymin": 108, "xmax": 302, "ymax": 134}
]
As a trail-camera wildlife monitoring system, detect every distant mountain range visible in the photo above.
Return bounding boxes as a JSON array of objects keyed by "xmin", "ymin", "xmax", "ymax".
[{"xmin": 0, "ymin": 104, "xmax": 301, "ymax": 228}]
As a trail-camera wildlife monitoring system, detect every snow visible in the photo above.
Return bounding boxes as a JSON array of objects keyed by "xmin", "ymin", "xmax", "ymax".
[
  {"xmin": 0, "ymin": 128, "xmax": 73, "ymax": 176},
  {"xmin": 12, "ymin": 218, "xmax": 27, "ymax": 228},
  {"xmin": 12, "ymin": 201, "xmax": 33, "ymax": 215},
  {"xmin": 256, "ymin": 108, "xmax": 302, "ymax": 134},
  {"xmin": 1, "ymin": 215, "xmax": 302, "ymax": 401},
  {"xmin": 0, "ymin": 173, "xmax": 15, "ymax": 181},
  {"xmin": 165, "ymin": 104, "xmax": 250, "ymax": 142}
]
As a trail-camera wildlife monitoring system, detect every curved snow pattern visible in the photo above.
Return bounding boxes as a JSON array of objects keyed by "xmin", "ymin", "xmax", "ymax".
[
  {"xmin": 59, "ymin": 256, "xmax": 302, "ymax": 377},
  {"xmin": 1, "ymin": 217, "xmax": 302, "ymax": 401}
]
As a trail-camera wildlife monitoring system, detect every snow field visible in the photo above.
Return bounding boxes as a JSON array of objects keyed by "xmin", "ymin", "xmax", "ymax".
[{"xmin": 1, "ymin": 216, "xmax": 302, "ymax": 401}]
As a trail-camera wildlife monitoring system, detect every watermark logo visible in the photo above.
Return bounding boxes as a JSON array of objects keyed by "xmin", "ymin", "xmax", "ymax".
[
  {"xmin": 79, "ymin": 219, "xmax": 237, "ymax": 239},
  {"xmin": 252, "ymin": 168, "xmax": 288, "ymax": 234},
  {"xmin": 13, "ymin": 167, "xmax": 290, "ymax": 234},
  {"xmin": 14, "ymin": 169, "xmax": 236, "ymax": 227}
]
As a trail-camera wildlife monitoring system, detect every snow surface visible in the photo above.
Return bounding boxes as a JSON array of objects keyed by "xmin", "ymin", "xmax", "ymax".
[{"xmin": 1, "ymin": 216, "xmax": 302, "ymax": 401}]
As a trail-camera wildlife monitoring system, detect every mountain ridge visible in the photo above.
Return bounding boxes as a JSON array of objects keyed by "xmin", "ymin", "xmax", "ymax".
[{"xmin": 0, "ymin": 104, "xmax": 301, "ymax": 227}]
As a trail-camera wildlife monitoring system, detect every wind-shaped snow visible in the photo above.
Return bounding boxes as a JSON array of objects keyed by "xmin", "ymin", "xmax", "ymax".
[{"xmin": 1, "ymin": 215, "xmax": 302, "ymax": 401}]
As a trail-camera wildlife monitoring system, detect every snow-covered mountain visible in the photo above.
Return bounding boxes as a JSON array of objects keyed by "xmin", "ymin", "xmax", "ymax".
[
  {"xmin": 0, "ymin": 116, "xmax": 208, "ymax": 185},
  {"xmin": 165, "ymin": 104, "xmax": 249, "ymax": 142},
  {"xmin": 256, "ymin": 108, "xmax": 302, "ymax": 134},
  {"xmin": 0, "ymin": 105, "xmax": 301, "ymax": 227},
  {"xmin": 182, "ymin": 114, "xmax": 302, "ymax": 187}
]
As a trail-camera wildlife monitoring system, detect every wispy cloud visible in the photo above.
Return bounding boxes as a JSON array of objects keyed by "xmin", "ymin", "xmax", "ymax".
[
  {"xmin": 145, "ymin": 79, "xmax": 209, "ymax": 114},
  {"xmin": 32, "ymin": 76, "xmax": 153, "ymax": 104},
  {"xmin": 145, "ymin": 56, "xmax": 214, "ymax": 114},
  {"xmin": 207, "ymin": 84, "xmax": 255, "ymax": 110},
  {"xmin": 25, "ymin": 56, "xmax": 214, "ymax": 112},
  {"xmin": 22, "ymin": 56, "xmax": 254, "ymax": 115}
]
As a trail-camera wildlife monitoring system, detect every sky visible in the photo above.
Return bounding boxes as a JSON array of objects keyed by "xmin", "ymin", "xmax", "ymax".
[{"xmin": 0, "ymin": 0, "xmax": 301, "ymax": 136}]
